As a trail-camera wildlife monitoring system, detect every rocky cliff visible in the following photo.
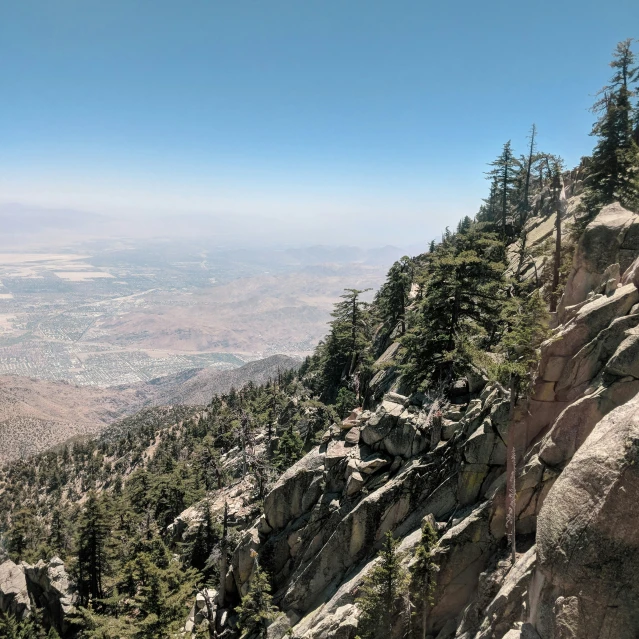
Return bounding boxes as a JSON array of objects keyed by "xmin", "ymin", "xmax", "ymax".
[{"xmin": 210, "ymin": 197, "xmax": 639, "ymax": 639}]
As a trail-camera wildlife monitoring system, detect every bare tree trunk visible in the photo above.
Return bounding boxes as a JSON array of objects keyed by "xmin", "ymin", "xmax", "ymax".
[
  {"xmin": 430, "ymin": 412, "xmax": 442, "ymax": 450},
  {"xmin": 218, "ymin": 502, "xmax": 228, "ymax": 608},
  {"xmin": 550, "ymin": 175, "xmax": 563, "ymax": 313},
  {"xmin": 203, "ymin": 589, "xmax": 217, "ymax": 639},
  {"xmin": 506, "ymin": 377, "xmax": 518, "ymax": 564},
  {"xmin": 521, "ymin": 124, "xmax": 536, "ymax": 230},
  {"xmin": 421, "ymin": 575, "xmax": 429, "ymax": 639}
]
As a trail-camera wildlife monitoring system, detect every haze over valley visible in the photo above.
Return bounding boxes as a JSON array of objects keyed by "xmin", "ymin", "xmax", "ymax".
[{"xmin": 0, "ymin": 233, "xmax": 401, "ymax": 387}]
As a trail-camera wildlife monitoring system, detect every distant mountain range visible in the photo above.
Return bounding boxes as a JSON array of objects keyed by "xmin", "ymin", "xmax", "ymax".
[
  {"xmin": 0, "ymin": 201, "xmax": 431, "ymax": 255},
  {"xmin": 0, "ymin": 203, "xmax": 110, "ymax": 237}
]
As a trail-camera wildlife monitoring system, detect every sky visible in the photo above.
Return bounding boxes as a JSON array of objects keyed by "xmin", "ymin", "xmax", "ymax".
[{"xmin": 1, "ymin": 0, "xmax": 638, "ymax": 247}]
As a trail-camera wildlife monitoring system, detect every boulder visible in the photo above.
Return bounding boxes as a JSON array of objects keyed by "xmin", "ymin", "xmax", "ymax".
[
  {"xmin": 463, "ymin": 419, "xmax": 506, "ymax": 466},
  {"xmin": 534, "ymin": 394, "xmax": 639, "ymax": 638},
  {"xmin": 360, "ymin": 400, "xmax": 404, "ymax": 444},
  {"xmin": 0, "ymin": 560, "xmax": 30, "ymax": 620},
  {"xmin": 605, "ymin": 332, "xmax": 639, "ymax": 378},
  {"xmin": 383, "ymin": 392, "xmax": 410, "ymax": 406},
  {"xmin": 345, "ymin": 471, "xmax": 365, "ymax": 497},
  {"xmin": 344, "ymin": 427, "xmax": 361, "ymax": 445},
  {"xmin": 559, "ymin": 203, "xmax": 639, "ymax": 315},
  {"xmin": 357, "ymin": 452, "xmax": 390, "ymax": 475}
]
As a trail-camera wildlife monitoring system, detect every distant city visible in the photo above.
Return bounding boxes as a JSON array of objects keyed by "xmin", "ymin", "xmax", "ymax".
[{"xmin": 0, "ymin": 239, "xmax": 395, "ymax": 386}]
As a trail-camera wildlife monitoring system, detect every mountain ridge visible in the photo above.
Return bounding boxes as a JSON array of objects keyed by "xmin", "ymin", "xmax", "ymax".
[{"xmin": 0, "ymin": 354, "xmax": 300, "ymax": 463}]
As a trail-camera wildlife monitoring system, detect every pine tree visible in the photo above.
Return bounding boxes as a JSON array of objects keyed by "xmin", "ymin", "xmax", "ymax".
[
  {"xmin": 0, "ymin": 612, "xmax": 45, "ymax": 639},
  {"xmin": 7, "ymin": 507, "xmax": 37, "ymax": 561},
  {"xmin": 49, "ymin": 507, "xmax": 70, "ymax": 557},
  {"xmin": 518, "ymin": 124, "xmax": 537, "ymax": 230},
  {"xmin": 356, "ymin": 531, "xmax": 409, "ymax": 639},
  {"xmin": 402, "ymin": 223, "xmax": 506, "ymax": 387},
  {"xmin": 77, "ymin": 492, "xmax": 110, "ymax": 606},
  {"xmin": 375, "ymin": 256, "xmax": 413, "ymax": 338},
  {"xmin": 334, "ymin": 386, "xmax": 358, "ymax": 419},
  {"xmin": 583, "ymin": 38, "xmax": 639, "ymax": 216},
  {"xmin": 410, "ymin": 519, "xmax": 439, "ymax": 639},
  {"xmin": 236, "ymin": 557, "xmax": 278, "ymax": 638},
  {"xmin": 272, "ymin": 426, "xmax": 304, "ymax": 472},
  {"xmin": 486, "ymin": 141, "xmax": 519, "ymax": 238},
  {"xmin": 315, "ymin": 288, "xmax": 372, "ymax": 401},
  {"xmin": 239, "ymin": 411, "xmax": 254, "ymax": 477},
  {"xmin": 189, "ymin": 501, "xmax": 221, "ymax": 574}
]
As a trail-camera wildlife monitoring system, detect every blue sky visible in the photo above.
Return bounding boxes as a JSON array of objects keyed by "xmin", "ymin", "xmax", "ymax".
[{"xmin": 1, "ymin": 0, "xmax": 638, "ymax": 245}]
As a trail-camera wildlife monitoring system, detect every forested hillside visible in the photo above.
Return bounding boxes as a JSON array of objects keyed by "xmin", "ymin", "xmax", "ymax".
[{"xmin": 1, "ymin": 38, "xmax": 639, "ymax": 639}]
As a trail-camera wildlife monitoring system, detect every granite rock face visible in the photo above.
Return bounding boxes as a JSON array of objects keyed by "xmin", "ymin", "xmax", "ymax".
[
  {"xmin": 559, "ymin": 202, "xmax": 639, "ymax": 315},
  {"xmin": 533, "ymin": 395, "xmax": 639, "ymax": 638},
  {"xmin": 23, "ymin": 557, "xmax": 78, "ymax": 635},
  {"xmin": 183, "ymin": 192, "xmax": 639, "ymax": 639},
  {"xmin": 0, "ymin": 556, "xmax": 77, "ymax": 635},
  {"xmin": 0, "ymin": 560, "xmax": 30, "ymax": 620}
]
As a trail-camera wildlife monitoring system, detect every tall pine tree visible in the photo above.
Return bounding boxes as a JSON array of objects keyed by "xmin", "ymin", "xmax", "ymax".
[
  {"xmin": 403, "ymin": 223, "xmax": 506, "ymax": 387},
  {"xmin": 485, "ymin": 141, "xmax": 519, "ymax": 238},
  {"xmin": 583, "ymin": 38, "xmax": 639, "ymax": 216},
  {"xmin": 375, "ymin": 256, "xmax": 413, "ymax": 338},
  {"xmin": 77, "ymin": 492, "xmax": 110, "ymax": 606},
  {"xmin": 356, "ymin": 532, "xmax": 409, "ymax": 639}
]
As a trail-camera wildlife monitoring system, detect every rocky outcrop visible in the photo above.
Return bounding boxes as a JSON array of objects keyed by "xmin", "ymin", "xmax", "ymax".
[
  {"xmin": 532, "ymin": 394, "xmax": 639, "ymax": 638},
  {"xmin": 360, "ymin": 397, "xmax": 430, "ymax": 458},
  {"xmin": 559, "ymin": 202, "xmax": 639, "ymax": 316},
  {"xmin": 23, "ymin": 557, "xmax": 78, "ymax": 635},
  {"xmin": 0, "ymin": 556, "xmax": 77, "ymax": 634},
  {"xmin": 263, "ymin": 447, "xmax": 326, "ymax": 532},
  {"xmin": 220, "ymin": 380, "xmax": 515, "ymax": 639},
  {"xmin": 182, "ymin": 588, "xmax": 218, "ymax": 634},
  {"xmin": 538, "ymin": 376, "xmax": 639, "ymax": 468},
  {"xmin": 456, "ymin": 546, "xmax": 537, "ymax": 639},
  {"xmin": 0, "ymin": 560, "xmax": 30, "ymax": 620}
]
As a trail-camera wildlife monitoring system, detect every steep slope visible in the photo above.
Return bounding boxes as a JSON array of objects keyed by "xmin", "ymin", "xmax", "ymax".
[
  {"xmin": 138, "ymin": 354, "xmax": 301, "ymax": 406},
  {"xmin": 0, "ymin": 376, "xmax": 139, "ymax": 463}
]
